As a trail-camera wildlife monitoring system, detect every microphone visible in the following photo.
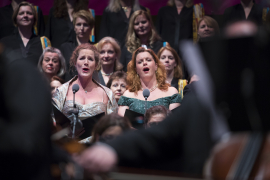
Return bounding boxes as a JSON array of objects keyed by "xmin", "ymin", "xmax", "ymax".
[
  {"xmin": 71, "ymin": 84, "xmax": 79, "ymax": 139},
  {"xmin": 143, "ymin": 89, "xmax": 150, "ymax": 100},
  {"xmin": 72, "ymin": 84, "xmax": 79, "ymax": 93},
  {"xmin": 143, "ymin": 89, "xmax": 150, "ymax": 115}
]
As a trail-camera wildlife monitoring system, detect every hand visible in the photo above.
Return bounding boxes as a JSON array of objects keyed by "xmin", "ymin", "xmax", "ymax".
[{"xmin": 73, "ymin": 144, "xmax": 117, "ymax": 173}]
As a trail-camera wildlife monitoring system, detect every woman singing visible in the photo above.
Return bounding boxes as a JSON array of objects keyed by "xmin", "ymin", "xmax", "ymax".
[
  {"xmin": 118, "ymin": 47, "xmax": 181, "ymax": 116},
  {"xmin": 52, "ymin": 44, "xmax": 118, "ymax": 127}
]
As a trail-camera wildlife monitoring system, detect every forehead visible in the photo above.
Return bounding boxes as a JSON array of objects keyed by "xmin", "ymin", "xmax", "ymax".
[
  {"xmin": 149, "ymin": 113, "xmax": 166, "ymax": 122},
  {"xmin": 161, "ymin": 49, "xmax": 174, "ymax": 56},
  {"xmin": 136, "ymin": 51, "xmax": 153, "ymax": 61},
  {"xmin": 78, "ymin": 49, "xmax": 94, "ymax": 56},
  {"xmin": 18, "ymin": 5, "xmax": 32, "ymax": 12},
  {"xmin": 51, "ymin": 80, "xmax": 62, "ymax": 87},
  {"xmin": 112, "ymin": 78, "xmax": 126, "ymax": 84},
  {"xmin": 75, "ymin": 16, "xmax": 88, "ymax": 24},
  {"xmin": 44, "ymin": 52, "xmax": 59, "ymax": 58},
  {"xmin": 134, "ymin": 14, "xmax": 147, "ymax": 22},
  {"xmin": 102, "ymin": 43, "xmax": 114, "ymax": 50}
]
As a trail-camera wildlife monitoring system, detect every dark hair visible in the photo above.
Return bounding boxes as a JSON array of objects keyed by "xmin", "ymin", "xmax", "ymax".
[
  {"xmin": 51, "ymin": 75, "xmax": 65, "ymax": 84},
  {"xmin": 91, "ymin": 113, "xmax": 132, "ymax": 143},
  {"xmin": 144, "ymin": 105, "xmax": 170, "ymax": 125},
  {"xmin": 106, "ymin": 71, "xmax": 127, "ymax": 88},
  {"xmin": 69, "ymin": 43, "xmax": 99, "ymax": 73},
  {"xmin": 53, "ymin": 0, "xmax": 89, "ymax": 18},
  {"xmin": 12, "ymin": 1, "xmax": 37, "ymax": 27}
]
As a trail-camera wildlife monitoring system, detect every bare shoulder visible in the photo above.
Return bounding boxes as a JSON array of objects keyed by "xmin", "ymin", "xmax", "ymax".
[
  {"xmin": 167, "ymin": 86, "xmax": 179, "ymax": 95},
  {"xmin": 122, "ymin": 90, "xmax": 135, "ymax": 98}
]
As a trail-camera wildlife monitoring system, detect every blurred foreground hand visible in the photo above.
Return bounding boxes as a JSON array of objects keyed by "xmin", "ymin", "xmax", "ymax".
[{"xmin": 73, "ymin": 144, "xmax": 117, "ymax": 173}]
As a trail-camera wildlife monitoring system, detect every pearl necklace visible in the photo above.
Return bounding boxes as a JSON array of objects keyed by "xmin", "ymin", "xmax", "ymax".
[
  {"xmin": 141, "ymin": 84, "xmax": 158, "ymax": 92},
  {"xmin": 101, "ymin": 71, "xmax": 113, "ymax": 76}
]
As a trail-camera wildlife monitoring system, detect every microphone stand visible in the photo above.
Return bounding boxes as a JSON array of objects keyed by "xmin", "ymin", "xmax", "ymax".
[
  {"xmin": 144, "ymin": 97, "xmax": 148, "ymax": 113},
  {"xmin": 72, "ymin": 91, "xmax": 79, "ymax": 139}
]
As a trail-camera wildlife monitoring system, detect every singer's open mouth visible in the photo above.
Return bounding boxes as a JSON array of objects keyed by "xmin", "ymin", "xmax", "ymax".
[
  {"xmin": 82, "ymin": 68, "xmax": 89, "ymax": 72},
  {"xmin": 143, "ymin": 67, "xmax": 149, "ymax": 73}
]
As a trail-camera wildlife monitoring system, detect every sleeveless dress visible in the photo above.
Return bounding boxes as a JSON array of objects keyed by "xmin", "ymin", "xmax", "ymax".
[{"xmin": 118, "ymin": 94, "xmax": 182, "ymax": 114}]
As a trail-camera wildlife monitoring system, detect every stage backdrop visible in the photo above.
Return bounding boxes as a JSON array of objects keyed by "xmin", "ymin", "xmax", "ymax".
[{"xmin": 0, "ymin": 0, "xmax": 264, "ymax": 16}]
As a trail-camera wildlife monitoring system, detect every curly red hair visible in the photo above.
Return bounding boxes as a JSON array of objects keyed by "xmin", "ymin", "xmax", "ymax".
[{"xmin": 127, "ymin": 47, "xmax": 169, "ymax": 94}]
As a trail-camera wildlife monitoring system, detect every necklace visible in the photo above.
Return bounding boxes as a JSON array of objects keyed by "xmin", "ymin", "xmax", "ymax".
[
  {"xmin": 101, "ymin": 71, "xmax": 113, "ymax": 76},
  {"xmin": 142, "ymin": 84, "xmax": 158, "ymax": 92},
  {"xmin": 122, "ymin": 6, "xmax": 130, "ymax": 12}
]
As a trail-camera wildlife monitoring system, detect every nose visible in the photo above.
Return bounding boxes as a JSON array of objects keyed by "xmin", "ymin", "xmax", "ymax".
[
  {"xmin": 165, "ymin": 57, "xmax": 169, "ymax": 62},
  {"xmin": 143, "ymin": 60, "xmax": 147, "ymax": 65},
  {"xmin": 104, "ymin": 52, "xmax": 109, "ymax": 57},
  {"xmin": 48, "ymin": 60, "xmax": 53, "ymax": 65},
  {"xmin": 116, "ymin": 85, "xmax": 121, "ymax": 91}
]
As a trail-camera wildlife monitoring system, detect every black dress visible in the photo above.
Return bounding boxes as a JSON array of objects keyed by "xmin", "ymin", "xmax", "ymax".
[
  {"xmin": 45, "ymin": 7, "xmax": 76, "ymax": 49},
  {"xmin": 120, "ymin": 40, "xmax": 164, "ymax": 72},
  {"xmin": 99, "ymin": 6, "xmax": 146, "ymax": 48},
  {"xmin": 156, "ymin": 5, "xmax": 193, "ymax": 52},
  {"xmin": 0, "ymin": 4, "xmax": 45, "ymax": 39},
  {"xmin": 223, "ymin": 3, "xmax": 263, "ymax": 27},
  {"xmin": 0, "ymin": 30, "xmax": 43, "ymax": 66}
]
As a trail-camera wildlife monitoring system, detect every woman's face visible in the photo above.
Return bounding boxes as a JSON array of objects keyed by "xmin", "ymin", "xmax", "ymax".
[
  {"xmin": 50, "ymin": 80, "xmax": 62, "ymax": 94},
  {"xmin": 42, "ymin": 52, "xmax": 60, "ymax": 76},
  {"xmin": 16, "ymin": 5, "xmax": 34, "ymax": 27},
  {"xmin": 110, "ymin": 78, "xmax": 127, "ymax": 101},
  {"xmin": 74, "ymin": 17, "xmax": 92, "ymax": 39},
  {"xmin": 159, "ymin": 49, "xmax": 177, "ymax": 72},
  {"xmin": 133, "ymin": 14, "xmax": 151, "ymax": 38},
  {"xmin": 75, "ymin": 49, "xmax": 96, "ymax": 78},
  {"xmin": 198, "ymin": 20, "xmax": 215, "ymax": 38},
  {"xmin": 100, "ymin": 43, "xmax": 117, "ymax": 66},
  {"xmin": 136, "ymin": 52, "xmax": 157, "ymax": 79}
]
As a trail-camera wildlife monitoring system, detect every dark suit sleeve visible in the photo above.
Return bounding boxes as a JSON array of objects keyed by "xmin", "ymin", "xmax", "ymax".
[
  {"xmin": 155, "ymin": 8, "xmax": 163, "ymax": 35},
  {"xmin": 0, "ymin": 60, "xmax": 52, "ymax": 178},
  {"xmin": 98, "ymin": 9, "xmax": 110, "ymax": 41},
  {"xmin": 37, "ymin": 6, "xmax": 45, "ymax": 36},
  {"xmin": 107, "ymin": 94, "xmax": 213, "ymax": 173},
  {"xmin": 45, "ymin": 8, "xmax": 53, "ymax": 40}
]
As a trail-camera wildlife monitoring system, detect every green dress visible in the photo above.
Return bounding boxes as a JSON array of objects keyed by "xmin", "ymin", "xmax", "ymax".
[{"xmin": 118, "ymin": 94, "xmax": 182, "ymax": 114}]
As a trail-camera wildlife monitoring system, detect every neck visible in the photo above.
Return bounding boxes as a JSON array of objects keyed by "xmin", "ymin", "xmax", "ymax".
[
  {"xmin": 11, "ymin": 0, "xmax": 22, "ymax": 11},
  {"xmin": 45, "ymin": 73, "xmax": 54, "ymax": 81},
  {"xmin": 140, "ymin": 75, "xmax": 158, "ymax": 90},
  {"xmin": 166, "ymin": 70, "xmax": 174, "ymax": 84},
  {"xmin": 241, "ymin": 0, "xmax": 253, "ymax": 8},
  {"xmin": 102, "ymin": 64, "xmax": 114, "ymax": 74},
  {"xmin": 175, "ymin": 0, "xmax": 186, "ymax": 8},
  {"xmin": 140, "ymin": 35, "xmax": 150, "ymax": 46},
  {"xmin": 120, "ymin": 0, "xmax": 132, "ymax": 7},
  {"xmin": 66, "ymin": 0, "xmax": 75, "ymax": 9},
  {"xmin": 18, "ymin": 26, "xmax": 32, "ymax": 39},
  {"xmin": 76, "ymin": 37, "xmax": 89, "ymax": 45},
  {"xmin": 77, "ymin": 75, "xmax": 94, "ymax": 91}
]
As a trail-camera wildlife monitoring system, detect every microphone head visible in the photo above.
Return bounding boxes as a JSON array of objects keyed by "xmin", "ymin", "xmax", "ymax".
[
  {"xmin": 72, "ymin": 84, "xmax": 80, "ymax": 93},
  {"xmin": 143, "ymin": 89, "xmax": 150, "ymax": 99}
]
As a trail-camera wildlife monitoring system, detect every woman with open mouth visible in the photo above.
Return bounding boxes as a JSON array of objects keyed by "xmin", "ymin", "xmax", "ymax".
[
  {"xmin": 118, "ymin": 47, "xmax": 181, "ymax": 117},
  {"xmin": 120, "ymin": 10, "xmax": 164, "ymax": 72},
  {"xmin": 52, "ymin": 43, "xmax": 118, "ymax": 142}
]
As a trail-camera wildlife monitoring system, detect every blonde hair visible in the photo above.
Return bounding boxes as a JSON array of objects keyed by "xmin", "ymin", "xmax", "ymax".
[
  {"xmin": 167, "ymin": 0, "xmax": 194, "ymax": 8},
  {"xmin": 127, "ymin": 47, "xmax": 169, "ymax": 94},
  {"xmin": 197, "ymin": 16, "xmax": 220, "ymax": 41},
  {"xmin": 126, "ymin": 10, "xmax": 161, "ymax": 54},
  {"xmin": 157, "ymin": 44, "xmax": 183, "ymax": 79},
  {"xmin": 96, "ymin": 37, "xmax": 123, "ymax": 71},
  {"xmin": 73, "ymin": 10, "xmax": 95, "ymax": 28},
  {"xmin": 107, "ymin": 0, "xmax": 141, "ymax": 12}
]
